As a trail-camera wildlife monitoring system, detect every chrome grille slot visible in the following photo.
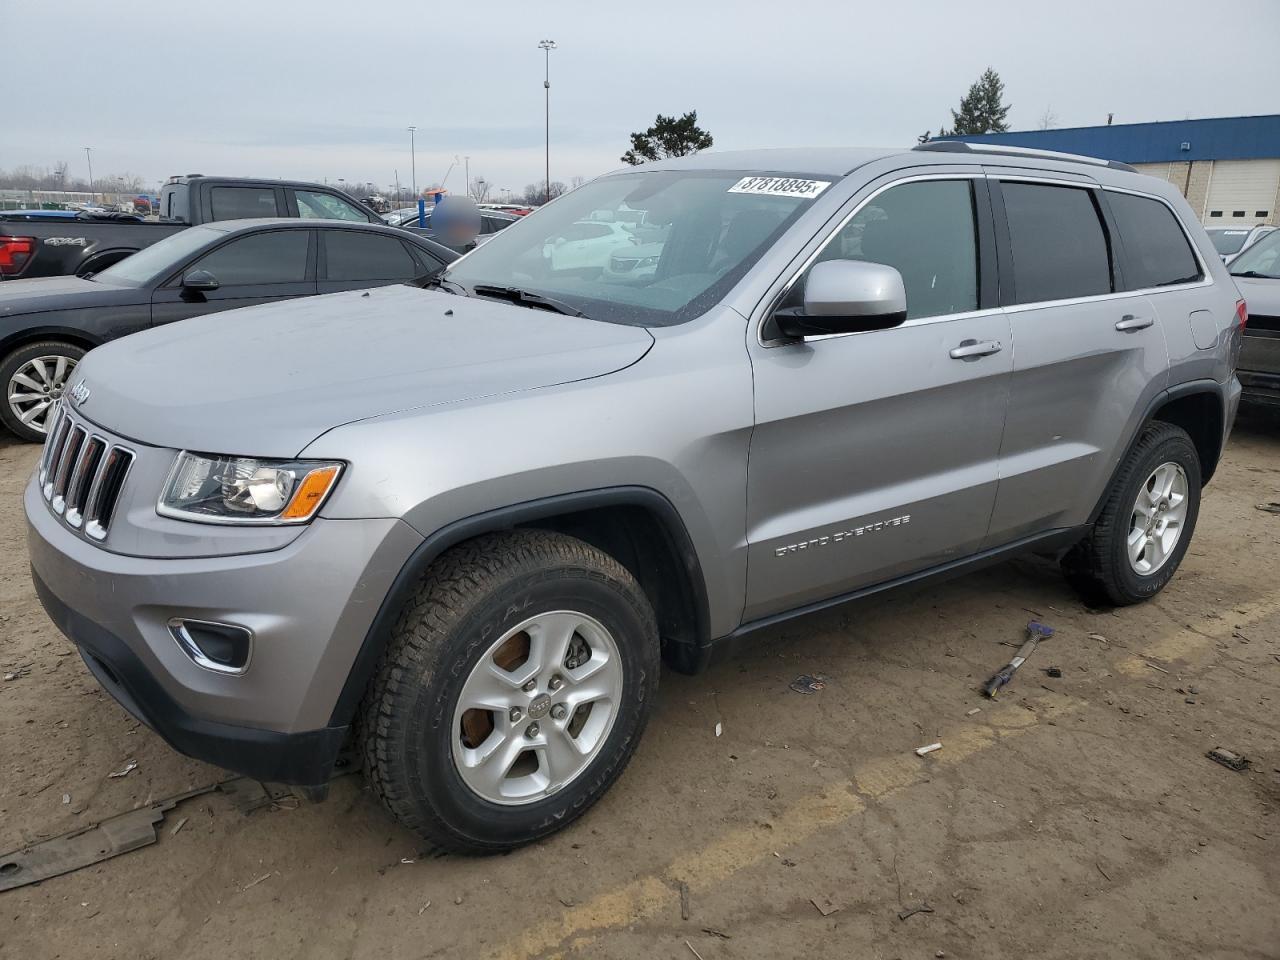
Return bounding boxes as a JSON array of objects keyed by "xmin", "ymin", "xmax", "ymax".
[
  {"xmin": 51, "ymin": 427, "xmax": 86, "ymax": 514},
  {"xmin": 85, "ymin": 447, "xmax": 134, "ymax": 541},
  {"xmin": 39, "ymin": 410, "xmax": 71, "ymax": 492},
  {"xmin": 38, "ymin": 409, "xmax": 135, "ymax": 543},
  {"xmin": 64, "ymin": 437, "xmax": 106, "ymax": 528}
]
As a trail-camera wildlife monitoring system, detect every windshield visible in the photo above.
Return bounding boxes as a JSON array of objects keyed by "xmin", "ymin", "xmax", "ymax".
[
  {"xmin": 1208, "ymin": 228, "xmax": 1250, "ymax": 256},
  {"xmin": 1229, "ymin": 229, "xmax": 1280, "ymax": 279},
  {"xmin": 444, "ymin": 170, "xmax": 828, "ymax": 326},
  {"xmin": 94, "ymin": 226, "xmax": 224, "ymax": 286}
]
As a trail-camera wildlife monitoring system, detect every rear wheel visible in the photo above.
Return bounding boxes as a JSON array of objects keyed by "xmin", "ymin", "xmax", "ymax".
[
  {"xmin": 1064, "ymin": 421, "xmax": 1202, "ymax": 605},
  {"xmin": 359, "ymin": 530, "xmax": 659, "ymax": 854},
  {"xmin": 0, "ymin": 341, "xmax": 85, "ymax": 442}
]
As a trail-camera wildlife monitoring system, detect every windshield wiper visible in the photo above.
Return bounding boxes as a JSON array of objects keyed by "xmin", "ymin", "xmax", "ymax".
[
  {"xmin": 1231, "ymin": 270, "xmax": 1278, "ymax": 280},
  {"xmin": 421, "ymin": 275, "xmax": 467, "ymax": 294},
  {"xmin": 472, "ymin": 284, "xmax": 589, "ymax": 318}
]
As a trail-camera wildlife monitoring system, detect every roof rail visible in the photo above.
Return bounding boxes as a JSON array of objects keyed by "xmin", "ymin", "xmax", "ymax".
[{"xmin": 914, "ymin": 140, "xmax": 1137, "ymax": 173}]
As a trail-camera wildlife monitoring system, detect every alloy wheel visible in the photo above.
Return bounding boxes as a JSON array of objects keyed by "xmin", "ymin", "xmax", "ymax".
[
  {"xmin": 7, "ymin": 354, "xmax": 77, "ymax": 436},
  {"xmin": 1127, "ymin": 461, "xmax": 1189, "ymax": 575}
]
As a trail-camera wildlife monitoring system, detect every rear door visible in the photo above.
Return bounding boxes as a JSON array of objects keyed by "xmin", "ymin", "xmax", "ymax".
[
  {"xmin": 317, "ymin": 229, "xmax": 428, "ymax": 293},
  {"xmin": 150, "ymin": 228, "xmax": 316, "ymax": 325},
  {"xmin": 984, "ymin": 174, "xmax": 1169, "ymax": 544},
  {"xmin": 743, "ymin": 172, "xmax": 1011, "ymax": 621}
]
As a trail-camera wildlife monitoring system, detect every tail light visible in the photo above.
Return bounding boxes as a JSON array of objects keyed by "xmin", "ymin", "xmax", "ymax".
[
  {"xmin": 0, "ymin": 236, "xmax": 35, "ymax": 277},
  {"xmin": 1236, "ymin": 298, "xmax": 1248, "ymax": 330}
]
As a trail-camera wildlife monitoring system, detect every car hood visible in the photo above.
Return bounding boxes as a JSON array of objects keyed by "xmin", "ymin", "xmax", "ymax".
[
  {"xmin": 70, "ymin": 284, "xmax": 654, "ymax": 455},
  {"xmin": 0, "ymin": 275, "xmax": 143, "ymax": 317},
  {"xmin": 1235, "ymin": 275, "xmax": 1280, "ymax": 318}
]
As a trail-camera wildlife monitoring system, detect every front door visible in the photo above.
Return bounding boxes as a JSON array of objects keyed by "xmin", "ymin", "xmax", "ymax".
[
  {"xmin": 743, "ymin": 175, "xmax": 1011, "ymax": 622},
  {"xmin": 151, "ymin": 228, "xmax": 316, "ymax": 325}
]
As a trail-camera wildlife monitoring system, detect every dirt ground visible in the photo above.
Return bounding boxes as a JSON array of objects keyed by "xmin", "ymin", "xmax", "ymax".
[{"xmin": 1, "ymin": 414, "xmax": 1278, "ymax": 960}]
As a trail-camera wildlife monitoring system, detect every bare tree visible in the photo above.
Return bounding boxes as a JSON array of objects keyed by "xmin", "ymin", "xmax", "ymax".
[
  {"xmin": 570, "ymin": 175, "xmax": 586, "ymax": 190},
  {"xmin": 1037, "ymin": 106, "xmax": 1059, "ymax": 130}
]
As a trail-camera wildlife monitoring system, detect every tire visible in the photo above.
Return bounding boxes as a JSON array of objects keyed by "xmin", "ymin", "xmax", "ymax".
[
  {"xmin": 359, "ymin": 529, "xmax": 660, "ymax": 854},
  {"xmin": 1064, "ymin": 421, "xmax": 1202, "ymax": 606},
  {"xmin": 0, "ymin": 341, "xmax": 86, "ymax": 442}
]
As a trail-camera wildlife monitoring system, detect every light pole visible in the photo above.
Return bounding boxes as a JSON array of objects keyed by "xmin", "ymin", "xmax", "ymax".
[
  {"xmin": 407, "ymin": 126, "xmax": 417, "ymax": 199},
  {"xmin": 464, "ymin": 156, "xmax": 470, "ymax": 199},
  {"xmin": 538, "ymin": 39, "xmax": 556, "ymax": 205},
  {"xmin": 83, "ymin": 146, "xmax": 95, "ymax": 203}
]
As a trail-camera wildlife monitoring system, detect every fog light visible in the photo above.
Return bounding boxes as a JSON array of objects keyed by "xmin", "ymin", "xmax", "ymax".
[{"xmin": 168, "ymin": 618, "xmax": 253, "ymax": 675}]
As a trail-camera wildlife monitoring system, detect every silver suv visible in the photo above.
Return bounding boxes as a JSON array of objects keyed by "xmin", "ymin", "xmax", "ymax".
[{"xmin": 26, "ymin": 144, "xmax": 1243, "ymax": 853}]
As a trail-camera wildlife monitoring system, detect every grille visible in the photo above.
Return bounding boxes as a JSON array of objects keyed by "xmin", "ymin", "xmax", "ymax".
[
  {"xmin": 1246, "ymin": 314, "xmax": 1280, "ymax": 335},
  {"xmin": 38, "ymin": 404, "xmax": 134, "ymax": 541},
  {"xmin": 611, "ymin": 258, "xmax": 638, "ymax": 273}
]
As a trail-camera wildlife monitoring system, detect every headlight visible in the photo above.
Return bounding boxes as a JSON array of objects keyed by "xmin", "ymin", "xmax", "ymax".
[{"xmin": 158, "ymin": 452, "xmax": 343, "ymax": 524}]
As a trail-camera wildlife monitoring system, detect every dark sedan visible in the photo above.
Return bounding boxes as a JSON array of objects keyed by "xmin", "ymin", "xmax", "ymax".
[{"xmin": 0, "ymin": 218, "xmax": 455, "ymax": 441}]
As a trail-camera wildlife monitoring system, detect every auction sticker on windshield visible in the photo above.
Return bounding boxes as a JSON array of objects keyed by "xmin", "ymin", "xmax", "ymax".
[{"xmin": 728, "ymin": 176, "xmax": 831, "ymax": 199}]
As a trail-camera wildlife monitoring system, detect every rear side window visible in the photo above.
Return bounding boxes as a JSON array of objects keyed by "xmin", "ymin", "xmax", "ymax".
[
  {"xmin": 325, "ymin": 231, "xmax": 419, "ymax": 281},
  {"xmin": 191, "ymin": 230, "xmax": 310, "ymax": 284},
  {"xmin": 1001, "ymin": 182, "xmax": 1111, "ymax": 304},
  {"xmin": 296, "ymin": 190, "xmax": 372, "ymax": 222},
  {"xmin": 810, "ymin": 178, "xmax": 978, "ymax": 320},
  {"xmin": 208, "ymin": 187, "xmax": 280, "ymax": 221},
  {"xmin": 1107, "ymin": 192, "xmax": 1202, "ymax": 289}
]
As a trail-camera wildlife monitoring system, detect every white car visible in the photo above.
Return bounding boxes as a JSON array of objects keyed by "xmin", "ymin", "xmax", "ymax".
[
  {"xmin": 1206, "ymin": 225, "xmax": 1276, "ymax": 263},
  {"xmin": 542, "ymin": 220, "xmax": 637, "ymax": 271}
]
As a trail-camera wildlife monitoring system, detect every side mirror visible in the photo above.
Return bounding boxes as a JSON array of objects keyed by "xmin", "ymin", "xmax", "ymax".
[
  {"xmin": 773, "ymin": 259, "xmax": 907, "ymax": 338},
  {"xmin": 182, "ymin": 269, "xmax": 220, "ymax": 292}
]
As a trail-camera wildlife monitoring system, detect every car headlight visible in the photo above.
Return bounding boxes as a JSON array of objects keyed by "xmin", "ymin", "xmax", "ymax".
[{"xmin": 158, "ymin": 452, "xmax": 343, "ymax": 524}]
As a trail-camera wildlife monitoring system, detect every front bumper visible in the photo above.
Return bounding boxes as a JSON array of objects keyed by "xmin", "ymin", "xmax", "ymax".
[{"xmin": 26, "ymin": 475, "xmax": 422, "ymax": 784}]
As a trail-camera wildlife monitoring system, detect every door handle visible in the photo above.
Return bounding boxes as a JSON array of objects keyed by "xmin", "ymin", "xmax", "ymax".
[
  {"xmin": 1115, "ymin": 314, "xmax": 1154, "ymax": 332},
  {"xmin": 949, "ymin": 339, "xmax": 1003, "ymax": 360}
]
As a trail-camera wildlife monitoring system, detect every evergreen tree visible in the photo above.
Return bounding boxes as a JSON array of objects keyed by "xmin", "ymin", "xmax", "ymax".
[
  {"xmin": 944, "ymin": 68, "xmax": 1012, "ymax": 135},
  {"xmin": 621, "ymin": 111, "xmax": 714, "ymax": 165}
]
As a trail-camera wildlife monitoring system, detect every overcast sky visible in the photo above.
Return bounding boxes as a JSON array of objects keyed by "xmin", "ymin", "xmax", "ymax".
[{"xmin": 3, "ymin": 0, "xmax": 1278, "ymax": 197}]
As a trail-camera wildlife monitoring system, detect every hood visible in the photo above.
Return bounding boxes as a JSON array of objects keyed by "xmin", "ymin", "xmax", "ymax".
[
  {"xmin": 1234, "ymin": 275, "xmax": 1280, "ymax": 318},
  {"xmin": 0, "ymin": 275, "xmax": 144, "ymax": 317},
  {"xmin": 69, "ymin": 284, "xmax": 654, "ymax": 455}
]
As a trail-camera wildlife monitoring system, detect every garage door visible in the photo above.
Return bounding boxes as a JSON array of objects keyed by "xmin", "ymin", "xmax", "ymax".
[{"xmin": 1203, "ymin": 159, "xmax": 1280, "ymax": 226}]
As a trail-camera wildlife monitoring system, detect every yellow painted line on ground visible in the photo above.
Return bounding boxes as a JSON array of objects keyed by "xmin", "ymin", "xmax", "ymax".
[
  {"xmin": 487, "ymin": 699, "xmax": 1077, "ymax": 960},
  {"xmin": 1117, "ymin": 594, "xmax": 1279, "ymax": 678},
  {"xmin": 489, "ymin": 595, "xmax": 1280, "ymax": 960}
]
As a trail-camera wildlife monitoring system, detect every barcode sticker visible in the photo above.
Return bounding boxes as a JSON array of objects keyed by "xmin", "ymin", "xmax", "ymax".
[{"xmin": 728, "ymin": 176, "xmax": 831, "ymax": 199}]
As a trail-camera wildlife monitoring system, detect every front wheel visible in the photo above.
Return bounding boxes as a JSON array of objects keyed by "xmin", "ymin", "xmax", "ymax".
[
  {"xmin": 1064, "ymin": 421, "xmax": 1202, "ymax": 605},
  {"xmin": 0, "ymin": 341, "xmax": 86, "ymax": 442},
  {"xmin": 359, "ymin": 530, "xmax": 660, "ymax": 854}
]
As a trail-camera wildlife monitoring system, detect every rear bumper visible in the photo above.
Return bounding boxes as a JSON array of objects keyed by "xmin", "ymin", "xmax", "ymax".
[
  {"xmin": 34, "ymin": 569, "xmax": 344, "ymax": 785},
  {"xmin": 1238, "ymin": 368, "xmax": 1280, "ymax": 406}
]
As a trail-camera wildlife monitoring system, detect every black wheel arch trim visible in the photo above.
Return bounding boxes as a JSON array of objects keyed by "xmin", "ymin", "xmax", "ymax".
[
  {"xmin": 1087, "ymin": 378, "xmax": 1228, "ymax": 526},
  {"xmin": 0, "ymin": 328, "xmax": 101, "ymax": 362},
  {"xmin": 328, "ymin": 485, "xmax": 712, "ymax": 728}
]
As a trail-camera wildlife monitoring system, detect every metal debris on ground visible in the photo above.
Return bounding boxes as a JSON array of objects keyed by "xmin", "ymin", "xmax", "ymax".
[
  {"xmin": 701, "ymin": 927, "xmax": 732, "ymax": 940},
  {"xmin": 965, "ymin": 707, "xmax": 981, "ymax": 716},
  {"xmin": 898, "ymin": 903, "xmax": 935, "ymax": 921},
  {"xmin": 1046, "ymin": 666, "xmax": 1063, "ymax": 678},
  {"xmin": 679, "ymin": 880, "xmax": 691, "ymax": 920},
  {"xmin": 1207, "ymin": 747, "xmax": 1250, "ymax": 772},
  {"xmin": 982, "ymin": 621, "xmax": 1054, "ymax": 698},
  {"xmin": 107, "ymin": 759, "xmax": 138, "ymax": 779},
  {"xmin": 714, "ymin": 722, "xmax": 722, "ymax": 738},
  {"xmin": 1254, "ymin": 502, "xmax": 1280, "ymax": 514},
  {"xmin": 243, "ymin": 872, "xmax": 273, "ymax": 890},
  {"xmin": 811, "ymin": 895, "xmax": 841, "ymax": 916},
  {"xmin": 685, "ymin": 940, "xmax": 707, "ymax": 960},
  {"xmin": 916, "ymin": 742, "xmax": 942, "ymax": 757},
  {"xmin": 0, "ymin": 781, "xmax": 223, "ymax": 893},
  {"xmin": 789, "ymin": 674, "xmax": 827, "ymax": 694},
  {"xmin": 170, "ymin": 817, "xmax": 188, "ymax": 837}
]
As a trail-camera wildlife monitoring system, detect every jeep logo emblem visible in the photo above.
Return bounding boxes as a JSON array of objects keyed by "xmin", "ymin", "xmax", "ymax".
[
  {"xmin": 526, "ymin": 693, "xmax": 552, "ymax": 720},
  {"xmin": 69, "ymin": 380, "xmax": 91, "ymax": 406}
]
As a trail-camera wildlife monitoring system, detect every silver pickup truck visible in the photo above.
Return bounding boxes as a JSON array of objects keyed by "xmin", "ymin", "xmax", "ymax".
[{"xmin": 26, "ymin": 143, "xmax": 1242, "ymax": 853}]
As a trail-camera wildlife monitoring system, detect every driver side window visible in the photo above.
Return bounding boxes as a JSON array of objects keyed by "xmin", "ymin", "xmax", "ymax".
[{"xmin": 799, "ymin": 179, "xmax": 979, "ymax": 321}]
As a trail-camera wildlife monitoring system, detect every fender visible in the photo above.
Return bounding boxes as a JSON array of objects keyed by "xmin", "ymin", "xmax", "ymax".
[
  {"xmin": 327, "ymin": 485, "xmax": 712, "ymax": 728},
  {"xmin": 1087, "ymin": 378, "xmax": 1229, "ymax": 525}
]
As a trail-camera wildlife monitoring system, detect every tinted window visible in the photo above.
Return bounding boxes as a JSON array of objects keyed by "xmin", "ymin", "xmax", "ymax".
[
  {"xmin": 1230, "ymin": 230, "xmax": 1280, "ymax": 279},
  {"xmin": 1107, "ymin": 192, "xmax": 1202, "ymax": 288},
  {"xmin": 296, "ymin": 190, "xmax": 371, "ymax": 222},
  {"xmin": 809, "ymin": 179, "xmax": 978, "ymax": 320},
  {"xmin": 1002, "ymin": 183, "xmax": 1111, "ymax": 303},
  {"xmin": 325, "ymin": 231, "xmax": 418, "ymax": 281},
  {"xmin": 191, "ymin": 230, "xmax": 310, "ymax": 284},
  {"xmin": 209, "ymin": 187, "xmax": 280, "ymax": 221}
]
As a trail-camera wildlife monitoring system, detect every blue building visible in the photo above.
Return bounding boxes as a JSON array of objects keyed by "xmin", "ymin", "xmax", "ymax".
[{"xmin": 942, "ymin": 115, "xmax": 1280, "ymax": 226}]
